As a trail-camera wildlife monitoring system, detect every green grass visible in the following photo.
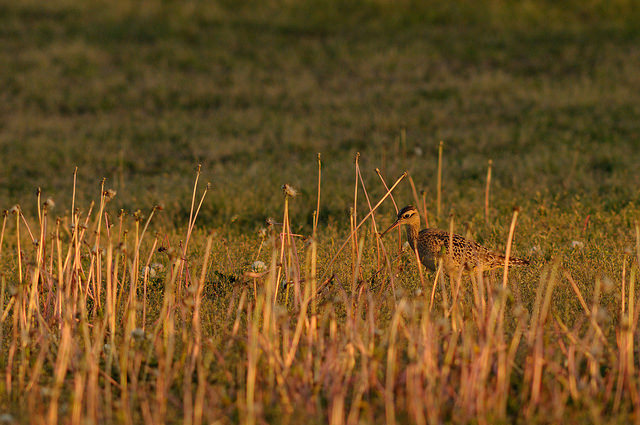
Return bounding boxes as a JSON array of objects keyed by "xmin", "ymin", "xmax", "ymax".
[{"xmin": 1, "ymin": 0, "xmax": 640, "ymax": 423}]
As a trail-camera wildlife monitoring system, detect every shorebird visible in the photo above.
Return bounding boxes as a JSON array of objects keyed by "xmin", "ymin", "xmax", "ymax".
[{"xmin": 380, "ymin": 205, "xmax": 529, "ymax": 275}]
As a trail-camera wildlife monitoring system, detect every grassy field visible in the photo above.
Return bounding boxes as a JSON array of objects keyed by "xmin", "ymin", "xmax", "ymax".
[{"xmin": 1, "ymin": 0, "xmax": 640, "ymax": 423}]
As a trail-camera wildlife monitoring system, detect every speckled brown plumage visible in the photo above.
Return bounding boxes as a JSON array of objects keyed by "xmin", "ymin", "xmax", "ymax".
[{"xmin": 381, "ymin": 205, "xmax": 529, "ymax": 274}]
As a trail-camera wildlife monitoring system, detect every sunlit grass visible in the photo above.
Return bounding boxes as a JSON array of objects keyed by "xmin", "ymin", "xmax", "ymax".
[
  {"xmin": 1, "ymin": 0, "xmax": 640, "ymax": 423},
  {"xmin": 0, "ymin": 156, "xmax": 638, "ymax": 423}
]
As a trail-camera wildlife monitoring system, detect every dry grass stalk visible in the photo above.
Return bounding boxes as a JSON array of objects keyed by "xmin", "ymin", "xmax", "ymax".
[
  {"xmin": 485, "ymin": 159, "xmax": 492, "ymax": 225},
  {"xmin": 437, "ymin": 141, "xmax": 443, "ymax": 221},
  {"xmin": 1, "ymin": 155, "xmax": 639, "ymax": 424}
]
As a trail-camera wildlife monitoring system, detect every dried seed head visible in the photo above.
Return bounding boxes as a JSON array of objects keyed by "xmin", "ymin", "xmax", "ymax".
[
  {"xmin": 8, "ymin": 205, "xmax": 20, "ymax": 214},
  {"xmin": 251, "ymin": 260, "xmax": 267, "ymax": 273},
  {"xmin": 281, "ymin": 184, "xmax": 298, "ymax": 198},
  {"xmin": 595, "ymin": 308, "xmax": 609, "ymax": 323},
  {"xmin": 601, "ymin": 275, "xmax": 614, "ymax": 293},
  {"xmin": 257, "ymin": 228, "xmax": 267, "ymax": 238},
  {"xmin": 104, "ymin": 189, "xmax": 117, "ymax": 202},
  {"xmin": 142, "ymin": 266, "xmax": 156, "ymax": 278},
  {"xmin": 131, "ymin": 328, "xmax": 145, "ymax": 340},
  {"xmin": 513, "ymin": 305, "xmax": 527, "ymax": 319},
  {"xmin": 571, "ymin": 240, "xmax": 584, "ymax": 249},
  {"xmin": 43, "ymin": 198, "xmax": 55, "ymax": 210},
  {"xmin": 529, "ymin": 245, "xmax": 542, "ymax": 256}
]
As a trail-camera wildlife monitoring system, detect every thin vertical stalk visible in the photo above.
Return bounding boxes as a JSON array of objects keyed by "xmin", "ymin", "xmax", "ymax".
[
  {"xmin": 322, "ymin": 172, "xmax": 407, "ymax": 279},
  {"xmin": 502, "ymin": 207, "xmax": 519, "ymax": 289},
  {"xmin": 437, "ymin": 141, "xmax": 443, "ymax": 221},
  {"xmin": 485, "ymin": 159, "xmax": 492, "ymax": 225},
  {"xmin": 314, "ymin": 153, "xmax": 322, "ymax": 235}
]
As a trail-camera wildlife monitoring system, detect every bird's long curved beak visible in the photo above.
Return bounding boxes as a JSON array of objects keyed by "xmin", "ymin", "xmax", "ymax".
[{"xmin": 380, "ymin": 219, "xmax": 401, "ymax": 238}]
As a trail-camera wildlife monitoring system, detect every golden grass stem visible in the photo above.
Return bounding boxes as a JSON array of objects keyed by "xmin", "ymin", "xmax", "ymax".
[
  {"xmin": 375, "ymin": 168, "xmax": 402, "ymax": 254},
  {"xmin": 353, "ymin": 153, "xmax": 360, "ymax": 264},
  {"xmin": 0, "ymin": 211, "xmax": 7, "ymax": 261},
  {"xmin": 485, "ymin": 159, "xmax": 492, "ymax": 225},
  {"xmin": 324, "ymin": 171, "xmax": 407, "ymax": 278},
  {"xmin": 15, "ymin": 208, "xmax": 22, "ymax": 284},
  {"xmin": 437, "ymin": 141, "xmax": 443, "ymax": 221},
  {"xmin": 71, "ymin": 166, "xmax": 77, "ymax": 228},
  {"xmin": 408, "ymin": 174, "xmax": 428, "ymax": 227},
  {"xmin": 502, "ymin": 207, "xmax": 519, "ymax": 289},
  {"xmin": 357, "ymin": 165, "xmax": 382, "ymax": 274},
  {"xmin": 421, "ymin": 189, "xmax": 429, "ymax": 228},
  {"xmin": 314, "ymin": 153, "xmax": 322, "ymax": 235},
  {"xmin": 385, "ymin": 301, "xmax": 405, "ymax": 425}
]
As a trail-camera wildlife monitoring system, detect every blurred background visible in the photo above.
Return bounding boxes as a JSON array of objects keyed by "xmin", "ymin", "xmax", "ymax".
[{"xmin": 1, "ymin": 0, "xmax": 639, "ymax": 231}]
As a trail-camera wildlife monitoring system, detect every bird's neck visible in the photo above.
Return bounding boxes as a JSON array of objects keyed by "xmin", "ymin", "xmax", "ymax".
[{"xmin": 405, "ymin": 224, "xmax": 420, "ymax": 249}]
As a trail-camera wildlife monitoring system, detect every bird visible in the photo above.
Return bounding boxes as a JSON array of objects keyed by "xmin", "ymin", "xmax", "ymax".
[{"xmin": 380, "ymin": 205, "xmax": 529, "ymax": 275}]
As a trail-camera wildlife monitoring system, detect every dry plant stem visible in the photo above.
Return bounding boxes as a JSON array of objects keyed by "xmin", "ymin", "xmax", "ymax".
[
  {"xmin": 284, "ymin": 269, "xmax": 311, "ymax": 370},
  {"xmin": 0, "ymin": 211, "xmax": 7, "ymax": 261},
  {"xmin": 353, "ymin": 152, "xmax": 360, "ymax": 263},
  {"xmin": 185, "ymin": 233, "xmax": 213, "ymax": 425},
  {"xmin": 563, "ymin": 270, "xmax": 590, "ymax": 313},
  {"xmin": 528, "ymin": 261, "xmax": 559, "ymax": 412},
  {"xmin": 352, "ymin": 234, "xmax": 366, "ymax": 292},
  {"xmin": 485, "ymin": 160, "xmax": 492, "ymax": 225},
  {"xmin": 276, "ymin": 195, "xmax": 290, "ymax": 306},
  {"xmin": 141, "ymin": 234, "xmax": 159, "ymax": 328},
  {"xmin": 502, "ymin": 208, "xmax": 519, "ymax": 289},
  {"xmin": 19, "ymin": 212, "xmax": 37, "ymax": 245},
  {"xmin": 622, "ymin": 255, "xmax": 627, "ymax": 314},
  {"xmin": 413, "ymin": 246, "xmax": 427, "ymax": 291},
  {"xmin": 437, "ymin": 141, "xmax": 443, "ymax": 221},
  {"xmin": 375, "ymin": 168, "xmax": 402, "ymax": 253},
  {"xmin": 93, "ymin": 179, "xmax": 107, "ymax": 312},
  {"xmin": 430, "ymin": 258, "xmax": 443, "ymax": 311},
  {"xmin": 178, "ymin": 165, "xmax": 207, "ymax": 283},
  {"xmin": 15, "ymin": 210, "xmax": 22, "ymax": 284},
  {"xmin": 357, "ymin": 166, "xmax": 383, "ymax": 276},
  {"xmin": 408, "ymin": 174, "xmax": 427, "ymax": 226},
  {"xmin": 385, "ymin": 301, "xmax": 405, "ymax": 425},
  {"xmin": 314, "ymin": 153, "xmax": 322, "ymax": 235},
  {"xmin": 563, "ymin": 270, "xmax": 608, "ymax": 346},
  {"xmin": 71, "ymin": 167, "xmax": 77, "ymax": 227},
  {"xmin": 421, "ymin": 190, "xmax": 429, "ymax": 228},
  {"xmin": 47, "ymin": 315, "xmax": 72, "ymax": 425},
  {"xmin": 27, "ymin": 201, "xmax": 49, "ymax": 331},
  {"xmin": 323, "ymin": 171, "xmax": 407, "ymax": 278}
]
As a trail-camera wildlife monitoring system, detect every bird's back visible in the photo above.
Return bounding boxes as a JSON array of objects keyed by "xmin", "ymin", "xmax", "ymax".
[{"xmin": 414, "ymin": 228, "xmax": 528, "ymax": 273}]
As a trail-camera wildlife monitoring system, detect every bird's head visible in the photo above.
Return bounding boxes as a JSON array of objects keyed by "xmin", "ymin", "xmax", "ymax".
[{"xmin": 380, "ymin": 205, "xmax": 420, "ymax": 237}]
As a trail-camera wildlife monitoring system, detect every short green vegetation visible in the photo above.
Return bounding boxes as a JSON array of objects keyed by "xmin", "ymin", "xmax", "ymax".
[{"xmin": 1, "ymin": 0, "xmax": 640, "ymax": 423}]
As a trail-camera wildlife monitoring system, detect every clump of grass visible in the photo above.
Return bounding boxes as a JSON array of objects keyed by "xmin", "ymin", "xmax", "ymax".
[{"xmin": 0, "ymin": 155, "xmax": 638, "ymax": 424}]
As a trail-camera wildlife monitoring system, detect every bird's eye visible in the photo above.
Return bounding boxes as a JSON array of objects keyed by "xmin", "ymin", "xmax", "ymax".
[{"xmin": 403, "ymin": 213, "xmax": 410, "ymax": 218}]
